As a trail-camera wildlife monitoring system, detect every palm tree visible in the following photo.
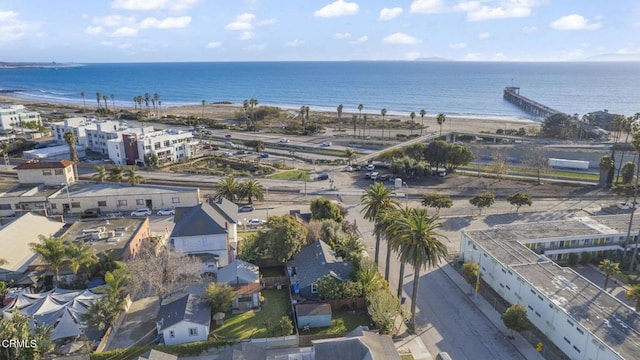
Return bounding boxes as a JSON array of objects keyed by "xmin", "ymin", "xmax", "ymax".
[
  {"xmin": 144, "ymin": 93, "xmax": 150, "ymax": 113},
  {"xmin": 615, "ymin": 115, "xmax": 635, "ymax": 182},
  {"xmin": 343, "ymin": 148, "xmax": 356, "ymax": 166},
  {"xmin": 80, "ymin": 91, "xmax": 86, "ymax": 112},
  {"xmin": 409, "ymin": 111, "xmax": 416, "ymax": 136},
  {"xmin": 382, "ymin": 207, "xmax": 413, "ymax": 297},
  {"xmin": 627, "ymin": 285, "xmax": 640, "ymax": 311},
  {"xmin": 153, "ymin": 93, "xmax": 160, "ymax": 117},
  {"xmin": 65, "ymin": 242, "xmax": 98, "ymax": 276},
  {"xmin": 64, "ymin": 130, "xmax": 79, "ymax": 180},
  {"xmin": 30, "ymin": 235, "xmax": 68, "ymax": 287},
  {"xmin": 91, "ymin": 165, "xmax": 107, "ymax": 183},
  {"xmin": 352, "ymin": 115, "xmax": 358, "ymax": 137},
  {"xmin": 627, "ymin": 131, "xmax": 640, "ymax": 271},
  {"xmin": 598, "ymin": 259, "xmax": 620, "ymax": 290},
  {"xmin": 111, "ymin": 94, "xmax": 115, "ymax": 113},
  {"xmin": 336, "ymin": 235, "xmax": 365, "ymax": 261},
  {"xmin": 355, "ymin": 257, "xmax": 384, "ymax": 297},
  {"xmin": 337, "ymin": 104, "xmax": 344, "ymax": 123},
  {"xmin": 437, "ymin": 113, "xmax": 447, "ymax": 137},
  {"xmin": 243, "ymin": 99, "xmax": 250, "ymax": 130},
  {"xmin": 125, "ymin": 166, "xmax": 145, "ymax": 186},
  {"xmin": 361, "ymin": 182, "xmax": 400, "ymax": 268},
  {"xmin": 357, "ymin": 104, "xmax": 364, "ymax": 138},
  {"xmin": 240, "ymin": 178, "xmax": 264, "ymax": 204},
  {"xmin": 96, "ymin": 92, "xmax": 101, "ymax": 111},
  {"xmin": 132, "ymin": 96, "xmax": 138, "ymax": 111},
  {"xmin": 103, "ymin": 95, "xmax": 109, "ymax": 113},
  {"xmin": 253, "ymin": 140, "xmax": 265, "ymax": 153},
  {"xmin": 108, "ymin": 165, "xmax": 125, "ymax": 183},
  {"xmin": 390, "ymin": 208, "xmax": 448, "ymax": 331},
  {"xmin": 201, "ymin": 100, "xmax": 206, "ymax": 119},
  {"xmin": 300, "ymin": 105, "xmax": 307, "ymax": 131},
  {"xmin": 381, "ymin": 108, "xmax": 387, "ymax": 139},
  {"xmin": 420, "ymin": 109, "xmax": 426, "ymax": 136},
  {"xmin": 213, "ymin": 176, "xmax": 240, "ymax": 202}
]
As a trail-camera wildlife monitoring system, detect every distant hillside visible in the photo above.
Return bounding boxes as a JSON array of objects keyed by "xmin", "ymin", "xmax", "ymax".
[
  {"xmin": 414, "ymin": 57, "xmax": 453, "ymax": 62},
  {"xmin": 0, "ymin": 62, "xmax": 84, "ymax": 69}
]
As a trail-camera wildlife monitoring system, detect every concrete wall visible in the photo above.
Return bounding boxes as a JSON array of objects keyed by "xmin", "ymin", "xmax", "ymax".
[{"xmin": 16, "ymin": 165, "xmax": 74, "ymax": 186}]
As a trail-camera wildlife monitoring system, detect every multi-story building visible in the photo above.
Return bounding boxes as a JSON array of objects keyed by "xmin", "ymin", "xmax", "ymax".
[
  {"xmin": 460, "ymin": 215, "xmax": 640, "ymax": 360},
  {"xmin": 108, "ymin": 129, "xmax": 197, "ymax": 166},
  {"xmin": 0, "ymin": 104, "xmax": 42, "ymax": 132}
]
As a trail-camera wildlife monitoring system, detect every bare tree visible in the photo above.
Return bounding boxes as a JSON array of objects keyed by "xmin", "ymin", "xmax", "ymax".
[
  {"xmin": 126, "ymin": 245, "xmax": 202, "ymax": 303},
  {"xmin": 491, "ymin": 152, "xmax": 508, "ymax": 181},
  {"xmin": 523, "ymin": 145, "xmax": 548, "ymax": 185}
]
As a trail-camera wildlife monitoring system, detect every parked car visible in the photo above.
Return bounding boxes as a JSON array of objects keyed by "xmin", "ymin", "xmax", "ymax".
[
  {"xmin": 236, "ymin": 149, "xmax": 248, "ymax": 155},
  {"xmin": 260, "ymin": 153, "xmax": 269, "ymax": 158},
  {"xmin": 320, "ymin": 141, "xmax": 332, "ymax": 147},
  {"xmin": 239, "ymin": 205, "xmax": 254, "ymax": 212},
  {"xmin": 378, "ymin": 174, "xmax": 390, "ymax": 181},
  {"xmin": 280, "ymin": 138, "xmax": 290, "ymax": 143},
  {"xmin": 202, "ymin": 144, "xmax": 212, "ymax": 150},
  {"xmin": 366, "ymin": 164, "xmax": 375, "ymax": 171},
  {"xmin": 316, "ymin": 172, "xmax": 329, "ymax": 181},
  {"xmin": 224, "ymin": 141, "xmax": 235, "ymax": 148},
  {"xmin": 222, "ymin": 151, "xmax": 233, "ymax": 157},
  {"xmin": 81, "ymin": 208, "xmax": 101, "ymax": 219},
  {"xmin": 156, "ymin": 209, "xmax": 175, "ymax": 216},
  {"xmin": 618, "ymin": 202, "xmax": 630, "ymax": 210},
  {"xmin": 131, "ymin": 208, "xmax": 152, "ymax": 217},
  {"xmin": 370, "ymin": 172, "xmax": 380, "ymax": 181},
  {"xmin": 212, "ymin": 145, "xmax": 220, "ymax": 150},
  {"xmin": 345, "ymin": 166, "xmax": 353, "ymax": 172},
  {"xmin": 106, "ymin": 210, "xmax": 123, "ymax": 218},
  {"xmin": 246, "ymin": 218, "xmax": 266, "ymax": 226},
  {"xmin": 225, "ymin": 134, "xmax": 232, "ymax": 138}
]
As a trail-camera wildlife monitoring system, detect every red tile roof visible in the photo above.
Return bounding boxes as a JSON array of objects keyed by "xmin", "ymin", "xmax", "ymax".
[{"xmin": 14, "ymin": 160, "xmax": 74, "ymax": 170}]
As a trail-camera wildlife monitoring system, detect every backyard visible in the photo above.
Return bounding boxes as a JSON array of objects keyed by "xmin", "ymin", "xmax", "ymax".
[{"xmin": 301, "ymin": 309, "xmax": 370, "ymax": 336}]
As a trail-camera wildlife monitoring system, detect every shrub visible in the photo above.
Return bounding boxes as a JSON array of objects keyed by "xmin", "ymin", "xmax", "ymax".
[
  {"xmin": 579, "ymin": 252, "xmax": 592, "ymax": 266},
  {"xmin": 567, "ymin": 253, "xmax": 579, "ymax": 267}
]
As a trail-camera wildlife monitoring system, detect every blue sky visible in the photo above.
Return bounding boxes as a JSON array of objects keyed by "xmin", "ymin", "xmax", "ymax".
[{"xmin": 1, "ymin": 0, "xmax": 639, "ymax": 62}]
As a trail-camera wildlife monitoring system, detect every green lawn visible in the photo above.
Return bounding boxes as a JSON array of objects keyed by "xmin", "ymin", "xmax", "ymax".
[
  {"xmin": 268, "ymin": 169, "xmax": 311, "ymax": 181},
  {"xmin": 302, "ymin": 310, "xmax": 370, "ymax": 335},
  {"xmin": 213, "ymin": 289, "xmax": 289, "ymax": 340}
]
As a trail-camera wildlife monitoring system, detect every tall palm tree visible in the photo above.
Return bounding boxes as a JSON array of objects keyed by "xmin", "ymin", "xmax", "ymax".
[
  {"xmin": 96, "ymin": 92, "xmax": 101, "ymax": 111},
  {"xmin": 437, "ymin": 113, "xmax": 447, "ymax": 137},
  {"xmin": 300, "ymin": 105, "xmax": 307, "ymax": 131},
  {"xmin": 381, "ymin": 108, "xmax": 387, "ymax": 139},
  {"xmin": 357, "ymin": 104, "xmax": 364, "ymax": 138},
  {"xmin": 64, "ymin": 130, "xmax": 79, "ymax": 180},
  {"xmin": 382, "ymin": 207, "xmax": 413, "ymax": 297},
  {"xmin": 343, "ymin": 148, "xmax": 356, "ymax": 166},
  {"xmin": 111, "ymin": 94, "xmax": 115, "ymax": 113},
  {"xmin": 201, "ymin": 100, "xmax": 206, "ymax": 119},
  {"xmin": 108, "ymin": 165, "xmax": 125, "ymax": 183},
  {"xmin": 213, "ymin": 176, "xmax": 240, "ymax": 202},
  {"xmin": 125, "ymin": 166, "xmax": 145, "ymax": 186},
  {"xmin": 92, "ymin": 165, "xmax": 107, "ymax": 183},
  {"xmin": 243, "ymin": 99, "xmax": 250, "ymax": 130},
  {"xmin": 352, "ymin": 115, "xmax": 358, "ymax": 138},
  {"xmin": 240, "ymin": 178, "xmax": 265, "ymax": 204},
  {"xmin": 80, "ymin": 91, "xmax": 86, "ymax": 112},
  {"xmin": 390, "ymin": 208, "xmax": 448, "ymax": 331},
  {"xmin": 598, "ymin": 259, "xmax": 620, "ymax": 290},
  {"xmin": 409, "ymin": 112, "xmax": 416, "ymax": 136},
  {"xmin": 615, "ymin": 115, "xmax": 636, "ymax": 182},
  {"xmin": 419, "ymin": 109, "xmax": 426, "ymax": 136},
  {"xmin": 361, "ymin": 182, "xmax": 400, "ymax": 268},
  {"xmin": 133, "ymin": 96, "xmax": 138, "ymax": 111},
  {"xmin": 363, "ymin": 113, "xmax": 368, "ymax": 138},
  {"xmin": 30, "ymin": 235, "xmax": 68, "ymax": 287},
  {"xmin": 337, "ymin": 104, "xmax": 344, "ymax": 123},
  {"xmin": 153, "ymin": 93, "xmax": 160, "ymax": 117},
  {"xmin": 627, "ymin": 131, "xmax": 640, "ymax": 271},
  {"xmin": 65, "ymin": 241, "xmax": 98, "ymax": 276},
  {"xmin": 103, "ymin": 95, "xmax": 109, "ymax": 113},
  {"xmin": 251, "ymin": 99, "xmax": 259, "ymax": 132},
  {"xmin": 144, "ymin": 93, "xmax": 150, "ymax": 113}
]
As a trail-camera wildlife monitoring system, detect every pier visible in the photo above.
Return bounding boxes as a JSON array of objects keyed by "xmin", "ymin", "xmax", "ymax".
[{"xmin": 503, "ymin": 86, "xmax": 560, "ymax": 119}]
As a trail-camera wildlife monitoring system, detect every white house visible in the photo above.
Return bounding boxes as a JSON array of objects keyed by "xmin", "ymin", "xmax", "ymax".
[
  {"xmin": 460, "ymin": 215, "xmax": 640, "ymax": 360},
  {"xmin": 156, "ymin": 294, "xmax": 210, "ymax": 346},
  {"xmin": 112, "ymin": 129, "xmax": 197, "ymax": 167},
  {"xmin": 217, "ymin": 259, "xmax": 260, "ymax": 310},
  {"xmin": 169, "ymin": 199, "xmax": 238, "ymax": 272},
  {"xmin": 0, "ymin": 104, "xmax": 41, "ymax": 132},
  {"xmin": 14, "ymin": 160, "xmax": 75, "ymax": 186}
]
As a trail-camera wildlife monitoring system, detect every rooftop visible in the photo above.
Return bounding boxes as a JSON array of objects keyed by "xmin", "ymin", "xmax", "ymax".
[
  {"xmin": 48, "ymin": 181, "xmax": 198, "ymax": 200},
  {"xmin": 57, "ymin": 217, "xmax": 147, "ymax": 258},
  {"xmin": 157, "ymin": 294, "xmax": 210, "ymax": 330},
  {"xmin": 14, "ymin": 160, "xmax": 74, "ymax": 170}
]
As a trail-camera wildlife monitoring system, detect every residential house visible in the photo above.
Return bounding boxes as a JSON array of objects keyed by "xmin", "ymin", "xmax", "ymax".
[
  {"xmin": 287, "ymin": 240, "xmax": 352, "ymax": 300},
  {"xmin": 296, "ymin": 303, "xmax": 332, "ymax": 329},
  {"xmin": 217, "ymin": 259, "xmax": 260, "ymax": 310},
  {"xmin": 169, "ymin": 200, "xmax": 238, "ymax": 272},
  {"xmin": 156, "ymin": 294, "xmax": 210, "ymax": 346},
  {"xmin": 0, "ymin": 104, "xmax": 41, "ymax": 132},
  {"xmin": 0, "ymin": 213, "xmax": 66, "ymax": 283},
  {"xmin": 14, "ymin": 160, "xmax": 75, "ymax": 186},
  {"xmin": 312, "ymin": 326, "xmax": 400, "ymax": 360}
]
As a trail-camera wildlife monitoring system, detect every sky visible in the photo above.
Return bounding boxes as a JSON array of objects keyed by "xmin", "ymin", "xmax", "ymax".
[{"xmin": 1, "ymin": 0, "xmax": 639, "ymax": 63}]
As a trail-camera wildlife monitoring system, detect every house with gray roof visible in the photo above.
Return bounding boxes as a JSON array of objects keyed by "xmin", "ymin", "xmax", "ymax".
[
  {"xmin": 217, "ymin": 259, "xmax": 260, "ymax": 310},
  {"xmin": 287, "ymin": 240, "xmax": 351, "ymax": 300},
  {"xmin": 156, "ymin": 294, "xmax": 210, "ymax": 346},
  {"xmin": 169, "ymin": 199, "xmax": 238, "ymax": 272},
  {"xmin": 312, "ymin": 326, "xmax": 400, "ymax": 360}
]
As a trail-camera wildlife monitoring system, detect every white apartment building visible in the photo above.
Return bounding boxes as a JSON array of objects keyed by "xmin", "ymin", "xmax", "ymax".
[
  {"xmin": 0, "ymin": 104, "xmax": 42, "ymax": 132},
  {"xmin": 460, "ymin": 215, "xmax": 640, "ymax": 360},
  {"xmin": 108, "ymin": 129, "xmax": 197, "ymax": 166}
]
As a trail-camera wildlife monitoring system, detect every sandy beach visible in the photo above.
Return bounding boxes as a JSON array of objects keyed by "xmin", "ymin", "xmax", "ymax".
[{"xmin": 0, "ymin": 94, "xmax": 540, "ymax": 135}]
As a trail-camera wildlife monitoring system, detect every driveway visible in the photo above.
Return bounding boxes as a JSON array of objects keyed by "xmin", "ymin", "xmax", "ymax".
[{"xmin": 106, "ymin": 296, "xmax": 160, "ymax": 351}]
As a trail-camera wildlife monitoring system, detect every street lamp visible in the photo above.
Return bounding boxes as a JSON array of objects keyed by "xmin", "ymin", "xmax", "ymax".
[{"xmin": 265, "ymin": 187, "xmax": 269, "ymax": 219}]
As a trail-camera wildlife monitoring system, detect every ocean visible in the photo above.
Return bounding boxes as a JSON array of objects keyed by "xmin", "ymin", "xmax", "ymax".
[{"xmin": 1, "ymin": 61, "xmax": 639, "ymax": 120}]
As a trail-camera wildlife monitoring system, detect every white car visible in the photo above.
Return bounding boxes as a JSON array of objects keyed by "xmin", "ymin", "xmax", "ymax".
[
  {"xmin": 156, "ymin": 209, "xmax": 175, "ymax": 216},
  {"xmin": 618, "ymin": 202, "xmax": 630, "ymax": 210},
  {"xmin": 280, "ymin": 138, "xmax": 290, "ymax": 143},
  {"xmin": 131, "ymin": 208, "xmax": 152, "ymax": 217},
  {"xmin": 246, "ymin": 218, "xmax": 266, "ymax": 226},
  {"xmin": 366, "ymin": 164, "xmax": 375, "ymax": 171},
  {"xmin": 321, "ymin": 141, "xmax": 332, "ymax": 147}
]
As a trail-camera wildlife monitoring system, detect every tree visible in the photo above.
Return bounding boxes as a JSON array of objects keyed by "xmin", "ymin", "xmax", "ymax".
[
  {"xmin": 262, "ymin": 215, "xmax": 308, "ymax": 262},
  {"xmin": 337, "ymin": 104, "xmax": 343, "ymax": 122},
  {"xmin": 125, "ymin": 166, "xmax": 145, "ymax": 186},
  {"xmin": 491, "ymin": 152, "xmax": 508, "ymax": 181},
  {"xmin": 65, "ymin": 241, "xmax": 97, "ymax": 275},
  {"xmin": 625, "ymin": 131, "xmax": 640, "ymax": 271},
  {"xmin": 0, "ymin": 310, "xmax": 54, "ymax": 360},
  {"xmin": 153, "ymin": 93, "xmax": 160, "ymax": 117},
  {"xmin": 599, "ymin": 155, "xmax": 615, "ymax": 188},
  {"xmin": 80, "ymin": 91, "xmax": 86, "ymax": 112},
  {"xmin": 96, "ymin": 92, "xmax": 101, "ymax": 111},
  {"xmin": 144, "ymin": 93, "xmax": 151, "ymax": 115},
  {"xmin": 627, "ymin": 285, "xmax": 640, "ymax": 311},
  {"xmin": 108, "ymin": 165, "xmax": 125, "ymax": 183},
  {"xmin": 30, "ymin": 235, "xmax": 68, "ymax": 287},
  {"xmin": 353, "ymin": 257, "xmax": 385, "ymax": 298},
  {"xmin": 436, "ymin": 113, "xmax": 446, "ymax": 137},
  {"xmin": 92, "ymin": 165, "xmax": 107, "ymax": 183},
  {"xmin": 361, "ymin": 182, "xmax": 399, "ymax": 267},
  {"xmin": 409, "ymin": 111, "xmax": 416, "ymax": 136},
  {"xmin": 599, "ymin": 259, "xmax": 621, "ymax": 290},
  {"xmin": 143, "ymin": 153, "xmax": 159, "ymax": 168},
  {"xmin": 461, "ymin": 261, "xmax": 479, "ymax": 289},
  {"xmin": 352, "ymin": 114, "xmax": 358, "ymax": 137},
  {"xmin": 380, "ymin": 207, "xmax": 412, "ymax": 295},
  {"xmin": 335, "ymin": 235, "xmax": 365, "ymax": 261},
  {"xmin": 506, "ymin": 193, "xmax": 532, "ymax": 213},
  {"xmin": 388, "ymin": 208, "xmax": 448, "ymax": 331},
  {"xmin": 524, "ymin": 145, "xmax": 548, "ymax": 184},
  {"xmin": 82, "ymin": 297, "xmax": 118, "ymax": 330},
  {"xmin": 239, "ymin": 178, "xmax": 264, "ymax": 204},
  {"xmin": 317, "ymin": 275, "xmax": 343, "ymax": 300},
  {"xmin": 310, "ymin": 197, "xmax": 343, "ymax": 223},
  {"xmin": 367, "ymin": 289, "xmax": 402, "ymax": 335},
  {"xmin": 205, "ymin": 282, "xmax": 235, "ymax": 314},
  {"xmin": 103, "ymin": 95, "xmax": 109, "ymax": 112},
  {"xmin": 84, "ymin": 267, "xmax": 129, "ymax": 331},
  {"xmin": 267, "ymin": 316, "xmax": 293, "ymax": 337},
  {"xmin": 64, "ymin": 130, "xmax": 79, "ymax": 180},
  {"xmin": 622, "ymin": 161, "xmax": 636, "ymax": 184},
  {"xmin": 381, "ymin": 108, "xmax": 387, "ymax": 139},
  {"xmin": 213, "ymin": 176, "xmax": 240, "ymax": 202},
  {"xmin": 469, "ymin": 193, "xmax": 495, "ymax": 215},
  {"xmin": 201, "ymin": 100, "xmax": 206, "ymax": 119},
  {"xmin": 421, "ymin": 193, "xmax": 453, "ymax": 215},
  {"xmin": 502, "ymin": 304, "xmax": 530, "ymax": 337},
  {"xmin": 343, "ymin": 148, "xmax": 356, "ymax": 166},
  {"xmin": 419, "ymin": 109, "xmax": 426, "ymax": 136},
  {"xmin": 541, "ymin": 113, "xmax": 577, "ymax": 140},
  {"xmin": 237, "ymin": 234, "xmax": 264, "ymax": 263},
  {"xmin": 357, "ymin": 104, "xmax": 364, "ymax": 138}
]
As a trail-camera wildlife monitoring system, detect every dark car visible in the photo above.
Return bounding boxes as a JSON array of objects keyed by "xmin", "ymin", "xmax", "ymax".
[
  {"xmin": 81, "ymin": 208, "xmax": 101, "ymax": 218},
  {"xmin": 378, "ymin": 174, "xmax": 390, "ymax": 181},
  {"xmin": 225, "ymin": 134, "xmax": 232, "ymax": 138},
  {"xmin": 212, "ymin": 145, "xmax": 220, "ymax": 150},
  {"xmin": 316, "ymin": 172, "xmax": 329, "ymax": 181}
]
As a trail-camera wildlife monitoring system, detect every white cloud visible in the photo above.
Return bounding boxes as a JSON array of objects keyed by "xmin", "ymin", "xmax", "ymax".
[
  {"xmin": 478, "ymin": 32, "xmax": 490, "ymax": 39},
  {"xmin": 111, "ymin": 0, "xmax": 198, "ymax": 11},
  {"xmin": 85, "ymin": 26, "xmax": 104, "ymax": 36},
  {"xmin": 349, "ymin": 35, "xmax": 368, "ymax": 44},
  {"xmin": 118, "ymin": 43, "xmax": 132, "ymax": 49},
  {"xmin": 405, "ymin": 52, "xmax": 421, "ymax": 60},
  {"xmin": 206, "ymin": 41, "xmax": 222, "ymax": 49},
  {"xmin": 92, "ymin": 15, "xmax": 135, "ymax": 27},
  {"xmin": 284, "ymin": 39, "xmax": 304, "ymax": 47},
  {"xmin": 0, "ymin": 10, "xmax": 32, "ymax": 42},
  {"xmin": 314, "ymin": 0, "xmax": 359, "ymax": 18},
  {"xmin": 449, "ymin": 42, "xmax": 467, "ymax": 49},
  {"xmin": 100, "ymin": 41, "xmax": 113, "ymax": 46},
  {"xmin": 522, "ymin": 25, "xmax": 536, "ymax": 33},
  {"xmin": 380, "ymin": 7, "xmax": 403, "ymax": 21},
  {"xmin": 333, "ymin": 32, "xmax": 351, "ymax": 39},
  {"xmin": 243, "ymin": 44, "xmax": 266, "ymax": 52},
  {"xmin": 467, "ymin": 6, "xmax": 530, "ymax": 21},
  {"xmin": 139, "ymin": 16, "xmax": 191, "ymax": 29},
  {"xmin": 463, "ymin": 52, "xmax": 481, "ymax": 60},
  {"xmin": 550, "ymin": 14, "xmax": 601, "ymax": 31},
  {"xmin": 109, "ymin": 26, "xmax": 138, "ymax": 37},
  {"xmin": 256, "ymin": 18, "xmax": 277, "ymax": 26},
  {"xmin": 225, "ymin": 13, "xmax": 255, "ymax": 31},
  {"xmin": 410, "ymin": 0, "xmax": 443, "ymax": 14},
  {"xmin": 383, "ymin": 32, "xmax": 418, "ymax": 45},
  {"xmin": 238, "ymin": 32, "xmax": 255, "ymax": 40}
]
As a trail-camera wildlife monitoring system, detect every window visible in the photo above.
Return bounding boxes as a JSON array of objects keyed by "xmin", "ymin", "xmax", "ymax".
[
  {"xmin": 0, "ymin": 204, "xmax": 11, "ymax": 210},
  {"xmin": 505, "ymin": 285, "xmax": 511, "ymax": 290},
  {"xmin": 311, "ymin": 284, "xmax": 318, "ymax": 293},
  {"xmin": 538, "ymin": 295, "xmax": 544, "ymax": 301},
  {"xmin": 563, "ymin": 337, "xmax": 571, "ymax": 344},
  {"xmin": 42, "ymin": 169, "xmax": 52, "ymax": 176},
  {"xmin": 189, "ymin": 328, "xmax": 198, "ymax": 336},
  {"xmin": 51, "ymin": 204, "xmax": 57, "ymax": 209},
  {"xmin": 118, "ymin": 200, "xmax": 127, "ymax": 206},
  {"xmin": 576, "ymin": 327, "xmax": 584, "ymax": 335},
  {"xmin": 501, "ymin": 268, "xmax": 506, "ymax": 273},
  {"xmin": 97, "ymin": 201, "xmax": 107, "ymax": 207},
  {"xmin": 528, "ymin": 305, "xmax": 533, "ymax": 311},
  {"xmin": 55, "ymin": 169, "xmax": 63, "ymax": 175},
  {"xmin": 71, "ymin": 202, "xmax": 81, "ymax": 208},
  {"xmin": 530, "ymin": 289, "xmax": 536, "ymax": 295},
  {"xmin": 169, "ymin": 330, "xmax": 175, "ymax": 338},
  {"xmin": 567, "ymin": 319, "xmax": 574, "ymax": 326},
  {"xmin": 136, "ymin": 199, "xmax": 145, "ymax": 205},
  {"xmin": 499, "ymin": 283, "xmax": 505, "ymax": 288},
  {"xmin": 535, "ymin": 312, "xmax": 541, "ymax": 317},
  {"xmin": 573, "ymin": 346, "xmax": 580, "ymax": 353},
  {"xmin": 172, "ymin": 197, "xmax": 180, "ymax": 204}
]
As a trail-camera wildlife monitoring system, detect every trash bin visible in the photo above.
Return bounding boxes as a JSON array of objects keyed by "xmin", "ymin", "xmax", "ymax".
[{"xmin": 401, "ymin": 296, "xmax": 406, "ymax": 304}]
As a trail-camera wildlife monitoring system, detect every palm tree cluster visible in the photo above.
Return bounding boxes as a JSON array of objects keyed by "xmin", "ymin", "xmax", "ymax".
[
  {"xmin": 92, "ymin": 165, "xmax": 146, "ymax": 186},
  {"xmin": 212, "ymin": 176, "xmax": 264, "ymax": 204},
  {"xmin": 132, "ymin": 92, "xmax": 161, "ymax": 118},
  {"xmin": 82, "ymin": 265, "xmax": 129, "ymax": 330},
  {"xmin": 29, "ymin": 235, "xmax": 98, "ymax": 287},
  {"xmin": 93, "ymin": 91, "xmax": 117, "ymax": 114},
  {"xmin": 242, "ymin": 98, "xmax": 259, "ymax": 131}
]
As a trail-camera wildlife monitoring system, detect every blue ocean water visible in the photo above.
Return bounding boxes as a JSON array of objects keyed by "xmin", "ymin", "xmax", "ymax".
[{"xmin": 1, "ymin": 61, "xmax": 639, "ymax": 119}]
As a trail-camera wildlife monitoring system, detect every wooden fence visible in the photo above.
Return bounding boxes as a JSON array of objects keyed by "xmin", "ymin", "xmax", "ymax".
[
  {"xmin": 261, "ymin": 276, "xmax": 290, "ymax": 289},
  {"xmin": 324, "ymin": 297, "xmax": 366, "ymax": 311}
]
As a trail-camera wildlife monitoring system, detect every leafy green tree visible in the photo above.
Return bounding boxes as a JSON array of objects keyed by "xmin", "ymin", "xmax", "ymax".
[
  {"xmin": 444, "ymin": 144, "xmax": 474, "ymax": 172},
  {"xmin": 125, "ymin": 166, "xmax": 145, "ymax": 186},
  {"xmin": 240, "ymin": 178, "xmax": 264, "ymax": 204},
  {"xmin": 343, "ymin": 148, "xmax": 356, "ymax": 166},
  {"xmin": 469, "ymin": 193, "xmax": 495, "ymax": 215},
  {"xmin": 341, "ymin": 281, "xmax": 363, "ymax": 298},
  {"xmin": 205, "ymin": 282, "xmax": 235, "ymax": 313},
  {"xmin": 599, "ymin": 259, "xmax": 621, "ymax": 290},
  {"xmin": 627, "ymin": 285, "xmax": 640, "ymax": 311},
  {"xmin": 317, "ymin": 275, "xmax": 342, "ymax": 300},
  {"xmin": 108, "ymin": 165, "xmax": 125, "ymax": 183},
  {"xmin": 30, "ymin": 235, "xmax": 68, "ymax": 286},
  {"xmin": 0, "ymin": 310, "xmax": 54, "ymax": 360},
  {"xmin": 524, "ymin": 145, "xmax": 548, "ymax": 184},
  {"xmin": 599, "ymin": 155, "xmax": 615, "ymax": 188},
  {"xmin": 262, "ymin": 215, "xmax": 308, "ymax": 262},
  {"xmin": 461, "ymin": 261, "xmax": 479, "ymax": 287},
  {"xmin": 335, "ymin": 235, "xmax": 365, "ymax": 261},
  {"xmin": 92, "ymin": 165, "xmax": 108, "ymax": 182},
  {"xmin": 143, "ymin": 153, "xmax": 159, "ymax": 168},
  {"xmin": 612, "ymin": 183, "xmax": 636, "ymax": 203},
  {"xmin": 361, "ymin": 182, "xmax": 399, "ymax": 266},
  {"xmin": 237, "ymin": 233, "xmax": 264, "ymax": 263},
  {"xmin": 567, "ymin": 253, "xmax": 579, "ymax": 267},
  {"xmin": 502, "ymin": 304, "xmax": 530, "ymax": 336},
  {"xmin": 352, "ymin": 257, "xmax": 385, "ymax": 298},
  {"xmin": 267, "ymin": 316, "xmax": 293, "ymax": 337},
  {"xmin": 65, "ymin": 241, "xmax": 98, "ymax": 275},
  {"xmin": 420, "ymin": 194, "xmax": 453, "ymax": 215},
  {"xmin": 367, "ymin": 289, "xmax": 402, "ymax": 335},
  {"xmin": 311, "ymin": 197, "xmax": 343, "ymax": 223},
  {"xmin": 213, "ymin": 176, "xmax": 240, "ymax": 202},
  {"xmin": 541, "ymin": 113, "xmax": 578, "ymax": 140},
  {"xmin": 622, "ymin": 161, "xmax": 636, "ymax": 184},
  {"xmin": 506, "ymin": 193, "xmax": 532, "ymax": 213}
]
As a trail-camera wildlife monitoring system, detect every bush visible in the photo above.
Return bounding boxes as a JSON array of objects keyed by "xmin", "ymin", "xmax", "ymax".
[
  {"xmin": 567, "ymin": 253, "xmax": 579, "ymax": 267},
  {"xmin": 579, "ymin": 252, "xmax": 592, "ymax": 266}
]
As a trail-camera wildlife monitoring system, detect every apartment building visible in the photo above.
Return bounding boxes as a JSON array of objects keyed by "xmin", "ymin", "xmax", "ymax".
[
  {"xmin": 0, "ymin": 104, "xmax": 42, "ymax": 132},
  {"xmin": 108, "ymin": 129, "xmax": 197, "ymax": 166}
]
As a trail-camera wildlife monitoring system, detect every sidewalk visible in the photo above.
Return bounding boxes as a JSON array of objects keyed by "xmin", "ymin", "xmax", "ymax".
[{"xmin": 439, "ymin": 263, "xmax": 542, "ymax": 360}]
